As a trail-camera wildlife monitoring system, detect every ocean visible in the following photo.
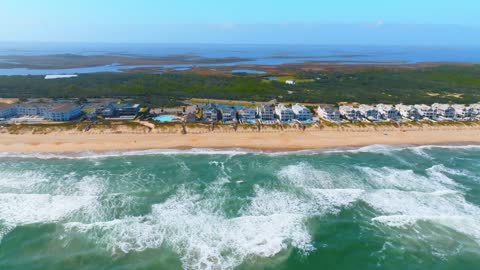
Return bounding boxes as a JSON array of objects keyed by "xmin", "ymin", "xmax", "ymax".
[
  {"xmin": 1, "ymin": 43, "xmax": 480, "ymax": 75},
  {"xmin": 0, "ymin": 145, "xmax": 479, "ymax": 269}
]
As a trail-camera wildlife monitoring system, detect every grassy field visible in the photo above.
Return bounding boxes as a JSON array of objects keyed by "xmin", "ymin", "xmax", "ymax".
[{"xmin": 0, "ymin": 65, "xmax": 479, "ymax": 106}]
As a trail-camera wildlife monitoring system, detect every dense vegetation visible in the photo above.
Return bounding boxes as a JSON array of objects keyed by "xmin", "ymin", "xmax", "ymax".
[{"xmin": 1, "ymin": 65, "xmax": 479, "ymax": 106}]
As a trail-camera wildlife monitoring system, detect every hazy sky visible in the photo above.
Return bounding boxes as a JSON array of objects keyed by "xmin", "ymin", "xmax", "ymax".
[{"xmin": 1, "ymin": 0, "xmax": 479, "ymax": 45}]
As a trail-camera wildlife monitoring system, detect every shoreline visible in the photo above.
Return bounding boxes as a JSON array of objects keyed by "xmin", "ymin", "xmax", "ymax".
[{"xmin": 1, "ymin": 127, "xmax": 480, "ymax": 154}]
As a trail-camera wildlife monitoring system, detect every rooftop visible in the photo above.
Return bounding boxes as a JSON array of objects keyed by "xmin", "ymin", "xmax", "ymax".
[{"xmin": 49, "ymin": 103, "xmax": 80, "ymax": 113}]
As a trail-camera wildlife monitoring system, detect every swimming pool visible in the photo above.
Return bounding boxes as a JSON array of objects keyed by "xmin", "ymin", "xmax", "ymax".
[{"xmin": 153, "ymin": 115, "xmax": 175, "ymax": 122}]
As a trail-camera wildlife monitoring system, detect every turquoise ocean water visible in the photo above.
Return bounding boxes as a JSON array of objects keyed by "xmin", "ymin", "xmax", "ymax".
[{"xmin": 0, "ymin": 145, "xmax": 479, "ymax": 269}]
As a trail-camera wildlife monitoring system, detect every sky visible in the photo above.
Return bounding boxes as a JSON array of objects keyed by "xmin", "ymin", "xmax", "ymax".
[{"xmin": 1, "ymin": 0, "xmax": 479, "ymax": 45}]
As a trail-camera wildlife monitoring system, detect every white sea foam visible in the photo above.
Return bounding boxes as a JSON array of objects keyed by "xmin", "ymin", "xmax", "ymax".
[
  {"xmin": 1, "ymin": 144, "xmax": 479, "ymax": 160},
  {"xmin": 277, "ymin": 163, "xmax": 335, "ymax": 189},
  {"xmin": 364, "ymin": 189, "xmax": 480, "ymax": 242},
  {"xmin": 66, "ymin": 188, "xmax": 315, "ymax": 270},
  {"xmin": 358, "ymin": 166, "xmax": 458, "ymax": 192},
  {"xmin": 0, "ymin": 170, "xmax": 50, "ymax": 191},
  {"xmin": 0, "ymin": 193, "xmax": 97, "ymax": 225}
]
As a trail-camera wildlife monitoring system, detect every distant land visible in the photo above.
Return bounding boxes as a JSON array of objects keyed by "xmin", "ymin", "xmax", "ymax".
[{"xmin": 0, "ymin": 64, "xmax": 479, "ymax": 106}]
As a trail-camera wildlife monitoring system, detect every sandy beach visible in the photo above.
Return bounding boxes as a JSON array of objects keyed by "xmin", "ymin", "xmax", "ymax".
[{"xmin": 0, "ymin": 125, "xmax": 479, "ymax": 153}]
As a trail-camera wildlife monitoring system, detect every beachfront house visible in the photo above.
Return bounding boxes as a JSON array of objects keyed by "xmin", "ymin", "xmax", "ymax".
[
  {"xmin": 377, "ymin": 104, "xmax": 401, "ymax": 121},
  {"xmin": 339, "ymin": 105, "xmax": 362, "ymax": 121},
  {"xmin": 397, "ymin": 104, "xmax": 422, "ymax": 120},
  {"xmin": 257, "ymin": 105, "xmax": 275, "ymax": 121},
  {"xmin": 102, "ymin": 103, "xmax": 140, "ymax": 117},
  {"xmin": 413, "ymin": 104, "xmax": 437, "ymax": 120},
  {"xmin": 358, "ymin": 105, "xmax": 381, "ymax": 121},
  {"xmin": 291, "ymin": 103, "xmax": 313, "ymax": 121},
  {"xmin": 462, "ymin": 105, "xmax": 478, "ymax": 120},
  {"xmin": 285, "ymin": 80, "xmax": 297, "ymax": 85},
  {"xmin": 220, "ymin": 108, "xmax": 236, "ymax": 123},
  {"xmin": 275, "ymin": 104, "xmax": 295, "ymax": 122},
  {"xmin": 433, "ymin": 103, "xmax": 456, "ymax": 119},
  {"xmin": 238, "ymin": 108, "xmax": 257, "ymax": 121},
  {"xmin": 185, "ymin": 106, "xmax": 198, "ymax": 122},
  {"xmin": 203, "ymin": 104, "xmax": 218, "ymax": 122},
  {"xmin": 317, "ymin": 104, "xmax": 341, "ymax": 122},
  {"xmin": 0, "ymin": 104, "xmax": 16, "ymax": 119}
]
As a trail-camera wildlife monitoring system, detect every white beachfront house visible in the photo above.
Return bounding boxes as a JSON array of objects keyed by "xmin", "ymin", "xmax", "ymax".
[
  {"xmin": 358, "ymin": 105, "xmax": 381, "ymax": 121},
  {"xmin": 291, "ymin": 103, "xmax": 312, "ymax": 121},
  {"xmin": 239, "ymin": 108, "xmax": 257, "ymax": 121},
  {"xmin": 414, "ymin": 104, "xmax": 437, "ymax": 120},
  {"xmin": 0, "ymin": 104, "xmax": 16, "ymax": 119},
  {"xmin": 203, "ymin": 105, "xmax": 218, "ymax": 122},
  {"xmin": 220, "ymin": 108, "xmax": 236, "ymax": 123},
  {"xmin": 317, "ymin": 105, "xmax": 341, "ymax": 122},
  {"xmin": 377, "ymin": 104, "xmax": 401, "ymax": 121},
  {"xmin": 463, "ymin": 104, "xmax": 479, "ymax": 120},
  {"xmin": 397, "ymin": 104, "xmax": 422, "ymax": 120},
  {"xmin": 257, "ymin": 105, "xmax": 275, "ymax": 121},
  {"xmin": 285, "ymin": 80, "xmax": 297, "ymax": 85},
  {"xmin": 275, "ymin": 104, "xmax": 295, "ymax": 122},
  {"xmin": 432, "ymin": 103, "xmax": 456, "ymax": 119},
  {"xmin": 339, "ymin": 105, "xmax": 362, "ymax": 121}
]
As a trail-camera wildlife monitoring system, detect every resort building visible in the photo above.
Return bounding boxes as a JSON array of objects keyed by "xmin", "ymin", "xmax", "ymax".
[
  {"xmin": 317, "ymin": 105, "xmax": 341, "ymax": 122},
  {"xmin": 358, "ymin": 105, "xmax": 381, "ymax": 121},
  {"xmin": 339, "ymin": 105, "xmax": 362, "ymax": 121},
  {"xmin": 275, "ymin": 104, "xmax": 295, "ymax": 122},
  {"xmin": 220, "ymin": 108, "xmax": 236, "ymax": 123},
  {"xmin": 45, "ymin": 103, "xmax": 83, "ymax": 121},
  {"xmin": 11, "ymin": 102, "xmax": 83, "ymax": 121},
  {"xmin": 291, "ymin": 103, "xmax": 312, "ymax": 121},
  {"xmin": 414, "ymin": 104, "xmax": 437, "ymax": 120},
  {"xmin": 257, "ymin": 105, "xmax": 275, "ymax": 121},
  {"xmin": 0, "ymin": 104, "xmax": 16, "ymax": 119}
]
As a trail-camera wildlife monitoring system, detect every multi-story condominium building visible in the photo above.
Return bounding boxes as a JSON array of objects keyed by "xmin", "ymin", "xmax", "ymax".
[
  {"xmin": 16, "ymin": 103, "xmax": 41, "ymax": 116},
  {"xmin": 220, "ymin": 108, "xmax": 236, "ymax": 123},
  {"xmin": 0, "ymin": 104, "xmax": 16, "ymax": 119},
  {"xmin": 339, "ymin": 105, "xmax": 362, "ymax": 121},
  {"xmin": 46, "ymin": 103, "xmax": 83, "ymax": 121},
  {"xmin": 13, "ymin": 102, "xmax": 83, "ymax": 121},
  {"xmin": 257, "ymin": 105, "xmax": 275, "ymax": 121},
  {"xmin": 275, "ymin": 104, "xmax": 295, "ymax": 122},
  {"xmin": 317, "ymin": 105, "xmax": 341, "ymax": 122},
  {"xmin": 414, "ymin": 104, "xmax": 437, "ymax": 120},
  {"xmin": 291, "ymin": 103, "xmax": 313, "ymax": 121}
]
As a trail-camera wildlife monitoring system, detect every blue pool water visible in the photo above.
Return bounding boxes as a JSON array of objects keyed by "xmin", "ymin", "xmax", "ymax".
[{"xmin": 153, "ymin": 115, "xmax": 175, "ymax": 122}]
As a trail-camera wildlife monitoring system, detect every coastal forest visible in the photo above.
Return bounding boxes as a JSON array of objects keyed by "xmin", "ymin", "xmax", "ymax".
[{"xmin": 0, "ymin": 65, "xmax": 479, "ymax": 106}]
